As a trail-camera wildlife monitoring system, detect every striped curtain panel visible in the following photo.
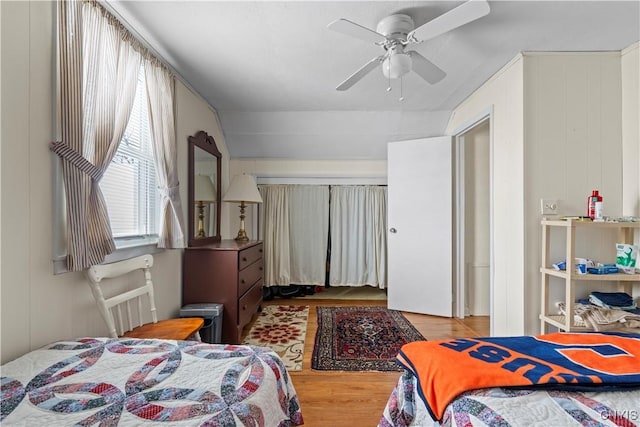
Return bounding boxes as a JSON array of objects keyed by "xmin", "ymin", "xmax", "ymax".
[
  {"xmin": 53, "ymin": 0, "xmax": 141, "ymax": 271},
  {"xmin": 144, "ymin": 58, "xmax": 186, "ymax": 248},
  {"xmin": 329, "ymin": 186, "xmax": 387, "ymax": 288}
]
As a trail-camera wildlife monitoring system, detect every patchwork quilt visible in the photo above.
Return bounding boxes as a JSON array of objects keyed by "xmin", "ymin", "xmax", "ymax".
[
  {"xmin": 1, "ymin": 338, "xmax": 304, "ymax": 426},
  {"xmin": 380, "ymin": 371, "xmax": 640, "ymax": 427},
  {"xmin": 394, "ymin": 332, "xmax": 640, "ymax": 422}
]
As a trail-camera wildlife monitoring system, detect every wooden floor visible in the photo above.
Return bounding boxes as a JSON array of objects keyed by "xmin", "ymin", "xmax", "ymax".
[{"xmin": 242, "ymin": 297, "xmax": 490, "ymax": 427}]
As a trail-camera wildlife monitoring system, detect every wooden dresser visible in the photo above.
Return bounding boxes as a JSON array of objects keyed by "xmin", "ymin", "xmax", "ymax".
[{"xmin": 183, "ymin": 240, "xmax": 263, "ymax": 344}]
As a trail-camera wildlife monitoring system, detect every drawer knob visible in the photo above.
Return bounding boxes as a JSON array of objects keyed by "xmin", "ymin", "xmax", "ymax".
[
  {"xmin": 242, "ymin": 257, "xmax": 247, "ymax": 262},
  {"xmin": 242, "ymin": 305, "xmax": 247, "ymax": 310},
  {"xmin": 259, "ymin": 267, "xmax": 263, "ymax": 271},
  {"xmin": 241, "ymin": 279, "xmax": 245, "ymax": 284}
]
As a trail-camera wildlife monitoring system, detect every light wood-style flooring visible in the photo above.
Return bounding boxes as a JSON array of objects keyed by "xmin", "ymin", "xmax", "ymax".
[{"xmin": 241, "ymin": 297, "xmax": 490, "ymax": 427}]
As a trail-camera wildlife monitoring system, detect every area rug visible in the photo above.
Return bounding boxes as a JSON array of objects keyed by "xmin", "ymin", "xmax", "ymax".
[
  {"xmin": 242, "ymin": 305, "xmax": 309, "ymax": 372},
  {"xmin": 312, "ymin": 306, "xmax": 425, "ymax": 371}
]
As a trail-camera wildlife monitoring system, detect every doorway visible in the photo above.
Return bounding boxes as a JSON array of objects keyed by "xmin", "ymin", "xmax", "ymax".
[
  {"xmin": 386, "ymin": 116, "xmax": 492, "ymax": 330},
  {"xmin": 455, "ymin": 117, "xmax": 492, "ymax": 331}
]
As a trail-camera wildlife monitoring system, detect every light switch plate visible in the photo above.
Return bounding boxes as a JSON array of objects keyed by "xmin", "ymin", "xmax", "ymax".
[{"xmin": 540, "ymin": 199, "xmax": 558, "ymax": 215}]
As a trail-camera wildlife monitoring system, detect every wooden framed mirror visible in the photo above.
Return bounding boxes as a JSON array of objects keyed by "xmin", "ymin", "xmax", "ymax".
[{"xmin": 188, "ymin": 130, "xmax": 222, "ymax": 246}]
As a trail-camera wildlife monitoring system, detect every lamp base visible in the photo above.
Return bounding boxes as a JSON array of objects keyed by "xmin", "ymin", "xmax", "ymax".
[
  {"xmin": 235, "ymin": 202, "xmax": 249, "ymax": 241},
  {"xmin": 234, "ymin": 229, "xmax": 249, "ymax": 241}
]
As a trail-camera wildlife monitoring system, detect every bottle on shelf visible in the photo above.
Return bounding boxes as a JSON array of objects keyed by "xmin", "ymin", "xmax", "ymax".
[{"xmin": 587, "ymin": 190, "xmax": 603, "ymax": 220}]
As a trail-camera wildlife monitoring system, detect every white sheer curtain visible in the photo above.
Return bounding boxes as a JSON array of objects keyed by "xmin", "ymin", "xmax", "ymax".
[
  {"xmin": 258, "ymin": 185, "xmax": 290, "ymax": 286},
  {"xmin": 288, "ymin": 185, "xmax": 330, "ymax": 284},
  {"xmin": 329, "ymin": 186, "xmax": 387, "ymax": 288},
  {"xmin": 52, "ymin": 0, "xmax": 141, "ymax": 271},
  {"xmin": 144, "ymin": 58, "xmax": 185, "ymax": 248},
  {"xmin": 258, "ymin": 185, "xmax": 330, "ymax": 287}
]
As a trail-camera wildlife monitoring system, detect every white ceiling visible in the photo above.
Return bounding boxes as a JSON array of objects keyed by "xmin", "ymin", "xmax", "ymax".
[{"xmin": 107, "ymin": 1, "xmax": 639, "ymax": 160}]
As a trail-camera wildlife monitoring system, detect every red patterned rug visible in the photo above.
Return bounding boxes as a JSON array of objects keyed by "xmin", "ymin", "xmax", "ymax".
[
  {"xmin": 242, "ymin": 305, "xmax": 308, "ymax": 371},
  {"xmin": 312, "ymin": 306, "xmax": 425, "ymax": 371}
]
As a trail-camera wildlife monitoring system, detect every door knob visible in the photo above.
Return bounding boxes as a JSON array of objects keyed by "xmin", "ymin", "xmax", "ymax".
[{"xmin": 389, "ymin": 228, "xmax": 397, "ymax": 233}]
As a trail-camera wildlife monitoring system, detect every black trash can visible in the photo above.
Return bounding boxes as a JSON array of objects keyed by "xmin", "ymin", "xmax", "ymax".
[{"xmin": 179, "ymin": 303, "xmax": 223, "ymax": 344}]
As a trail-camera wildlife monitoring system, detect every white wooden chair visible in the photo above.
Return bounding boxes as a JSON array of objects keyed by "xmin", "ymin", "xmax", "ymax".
[{"xmin": 86, "ymin": 254, "xmax": 203, "ymax": 341}]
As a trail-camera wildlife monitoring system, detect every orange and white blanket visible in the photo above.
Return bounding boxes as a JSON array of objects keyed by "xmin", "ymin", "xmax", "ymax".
[{"xmin": 396, "ymin": 332, "xmax": 640, "ymax": 421}]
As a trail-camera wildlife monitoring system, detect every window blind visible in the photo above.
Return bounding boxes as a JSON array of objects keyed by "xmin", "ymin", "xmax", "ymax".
[{"xmin": 100, "ymin": 67, "xmax": 159, "ymax": 240}]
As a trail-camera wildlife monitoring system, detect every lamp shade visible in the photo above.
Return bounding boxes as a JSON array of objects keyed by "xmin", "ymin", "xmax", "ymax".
[
  {"xmin": 194, "ymin": 175, "xmax": 216, "ymax": 202},
  {"xmin": 223, "ymin": 174, "xmax": 262, "ymax": 204}
]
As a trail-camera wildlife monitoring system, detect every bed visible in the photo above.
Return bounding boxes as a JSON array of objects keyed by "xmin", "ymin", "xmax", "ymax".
[
  {"xmin": 1, "ymin": 337, "xmax": 304, "ymax": 426},
  {"xmin": 379, "ymin": 331, "xmax": 640, "ymax": 427}
]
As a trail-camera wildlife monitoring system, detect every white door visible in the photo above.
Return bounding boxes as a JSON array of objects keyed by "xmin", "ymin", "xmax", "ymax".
[{"xmin": 387, "ymin": 137, "xmax": 452, "ymax": 317}]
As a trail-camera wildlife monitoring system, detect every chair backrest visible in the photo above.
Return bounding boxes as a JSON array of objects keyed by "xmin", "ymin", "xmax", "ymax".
[{"xmin": 86, "ymin": 254, "xmax": 158, "ymax": 338}]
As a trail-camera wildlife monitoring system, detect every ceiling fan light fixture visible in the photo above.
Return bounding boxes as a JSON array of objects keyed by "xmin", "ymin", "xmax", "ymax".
[
  {"xmin": 328, "ymin": 0, "xmax": 490, "ymax": 91},
  {"xmin": 382, "ymin": 53, "xmax": 411, "ymax": 79}
]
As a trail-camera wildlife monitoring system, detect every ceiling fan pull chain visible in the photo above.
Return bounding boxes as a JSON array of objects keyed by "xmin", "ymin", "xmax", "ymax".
[
  {"xmin": 387, "ymin": 55, "xmax": 392, "ymax": 92},
  {"xmin": 399, "ymin": 76, "xmax": 404, "ymax": 101}
]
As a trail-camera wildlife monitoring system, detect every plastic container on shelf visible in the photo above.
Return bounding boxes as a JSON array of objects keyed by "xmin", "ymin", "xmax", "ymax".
[{"xmin": 616, "ymin": 243, "xmax": 638, "ymax": 274}]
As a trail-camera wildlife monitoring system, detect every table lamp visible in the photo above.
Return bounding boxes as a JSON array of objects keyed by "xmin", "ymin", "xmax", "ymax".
[{"xmin": 223, "ymin": 174, "xmax": 263, "ymax": 241}]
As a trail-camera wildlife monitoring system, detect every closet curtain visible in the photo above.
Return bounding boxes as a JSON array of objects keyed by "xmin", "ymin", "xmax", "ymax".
[
  {"xmin": 258, "ymin": 185, "xmax": 329, "ymax": 287},
  {"xmin": 258, "ymin": 185, "xmax": 290, "ymax": 286},
  {"xmin": 52, "ymin": 0, "xmax": 141, "ymax": 271},
  {"xmin": 329, "ymin": 186, "xmax": 387, "ymax": 288}
]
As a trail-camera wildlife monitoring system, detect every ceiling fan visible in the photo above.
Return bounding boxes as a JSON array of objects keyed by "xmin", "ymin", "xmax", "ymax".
[{"xmin": 327, "ymin": 0, "xmax": 490, "ymax": 93}]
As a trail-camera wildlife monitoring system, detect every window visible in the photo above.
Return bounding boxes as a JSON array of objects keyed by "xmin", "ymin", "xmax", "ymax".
[
  {"xmin": 54, "ymin": 0, "xmax": 184, "ymax": 273},
  {"xmin": 100, "ymin": 67, "xmax": 160, "ymax": 247}
]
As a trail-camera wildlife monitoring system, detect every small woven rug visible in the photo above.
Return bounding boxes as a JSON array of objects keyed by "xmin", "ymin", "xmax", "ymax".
[
  {"xmin": 242, "ymin": 305, "xmax": 309, "ymax": 371},
  {"xmin": 312, "ymin": 306, "xmax": 425, "ymax": 371}
]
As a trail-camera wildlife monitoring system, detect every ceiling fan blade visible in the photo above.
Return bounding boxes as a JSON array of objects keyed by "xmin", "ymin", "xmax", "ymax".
[
  {"xmin": 336, "ymin": 56, "xmax": 384, "ymax": 91},
  {"xmin": 327, "ymin": 18, "xmax": 387, "ymax": 44},
  {"xmin": 408, "ymin": 51, "xmax": 446, "ymax": 84},
  {"xmin": 408, "ymin": 0, "xmax": 490, "ymax": 43}
]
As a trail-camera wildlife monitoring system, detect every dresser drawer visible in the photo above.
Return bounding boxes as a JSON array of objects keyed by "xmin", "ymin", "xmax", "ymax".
[
  {"xmin": 238, "ymin": 243, "xmax": 263, "ymax": 270},
  {"xmin": 238, "ymin": 281, "xmax": 263, "ymax": 330},
  {"xmin": 184, "ymin": 240, "xmax": 263, "ymax": 344},
  {"xmin": 238, "ymin": 260, "xmax": 263, "ymax": 296}
]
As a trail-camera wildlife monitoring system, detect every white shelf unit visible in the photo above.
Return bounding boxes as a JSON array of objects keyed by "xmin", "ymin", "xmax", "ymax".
[{"xmin": 539, "ymin": 219, "xmax": 640, "ymax": 333}]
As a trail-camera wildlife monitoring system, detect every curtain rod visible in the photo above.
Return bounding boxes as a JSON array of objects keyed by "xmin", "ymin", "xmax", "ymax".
[
  {"xmin": 256, "ymin": 176, "xmax": 387, "ymax": 185},
  {"xmin": 98, "ymin": 0, "xmax": 218, "ymax": 114}
]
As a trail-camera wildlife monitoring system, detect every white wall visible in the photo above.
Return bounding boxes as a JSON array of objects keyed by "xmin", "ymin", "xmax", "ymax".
[
  {"xmin": 621, "ymin": 42, "xmax": 640, "ymax": 298},
  {"xmin": 0, "ymin": 1, "xmax": 228, "ymax": 364},
  {"xmin": 621, "ymin": 43, "xmax": 639, "ymax": 218},
  {"xmin": 447, "ymin": 55, "xmax": 526, "ymax": 336},
  {"xmin": 0, "ymin": 2, "xmax": 3, "ymax": 354},
  {"xmin": 175, "ymin": 82, "xmax": 231, "ymax": 240},
  {"xmin": 524, "ymin": 52, "xmax": 626, "ymax": 329},
  {"xmin": 447, "ymin": 49, "xmax": 636, "ymax": 336},
  {"xmin": 1, "ymin": 0, "xmax": 39, "ymax": 364}
]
